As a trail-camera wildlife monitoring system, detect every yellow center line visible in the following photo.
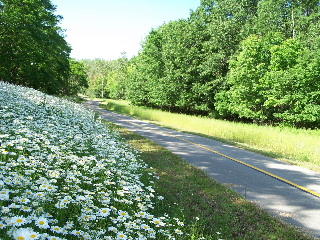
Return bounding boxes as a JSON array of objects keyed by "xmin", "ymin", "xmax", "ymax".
[{"xmin": 99, "ymin": 106, "xmax": 320, "ymax": 198}]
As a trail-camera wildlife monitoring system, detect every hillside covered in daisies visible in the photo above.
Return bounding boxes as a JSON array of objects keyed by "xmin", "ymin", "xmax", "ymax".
[{"xmin": 0, "ymin": 82, "xmax": 184, "ymax": 240}]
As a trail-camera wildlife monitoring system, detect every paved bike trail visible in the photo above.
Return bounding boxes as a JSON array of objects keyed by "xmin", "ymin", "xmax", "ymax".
[{"xmin": 84, "ymin": 100, "xmax": 320, "ymax": 238}]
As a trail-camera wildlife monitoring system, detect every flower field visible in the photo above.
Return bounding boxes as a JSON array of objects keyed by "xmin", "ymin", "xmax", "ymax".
[{"xmin": 0, "ymin": 82, "xmax": 184, "ymax": 239}]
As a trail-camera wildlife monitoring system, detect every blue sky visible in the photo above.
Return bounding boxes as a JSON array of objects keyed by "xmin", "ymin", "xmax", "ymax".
[{"xmin": 51, "ymin": 0, "xmax": 200, "ymax": 60}]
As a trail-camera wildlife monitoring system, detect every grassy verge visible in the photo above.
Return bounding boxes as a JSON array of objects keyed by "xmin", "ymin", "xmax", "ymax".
[
  {"xmin": 108, "ymin": 122, "xmax": 315, "ymax": 239},
  {"xmin": 98, "ymin": 98, "xmax": 320, "ymax": 172}
]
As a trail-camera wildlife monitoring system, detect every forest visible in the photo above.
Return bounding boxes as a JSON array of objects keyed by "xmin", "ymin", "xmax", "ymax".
[
  {"xmin": 83, "ymin": 0, "xmax": 320, "ymax": 129},
  {"xmin": 2, "ymin": 0, "xmax": 320, "ymax": 129},
  {"xmin": 0, "ymin": 0, "xmax": 88, "ymax": 95}
]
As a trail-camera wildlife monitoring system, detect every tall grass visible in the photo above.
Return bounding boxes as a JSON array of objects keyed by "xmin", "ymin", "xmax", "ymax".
[{"xmin": 100, "ymin": 99, "xmax": 320, "ymax": 172}]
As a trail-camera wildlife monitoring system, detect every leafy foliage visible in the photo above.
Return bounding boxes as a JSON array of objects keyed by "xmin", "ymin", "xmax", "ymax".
[
  {"xmin": 82, "ymin": 0, "xmax": 320, "ymax": 128},
  {"xmin": 215, "ymin": 33, "xmax": 285, "ymax": 122},
  {"xmin": 216, "ymin": 33, "xmax": 320, "ymax": 127},
  {"xmin": 82, "ymin": 56, "xmax": 129, "ymax": 99},
  {"xmin": 0, "ymin": 0, "xmax": 72, "ymax": 95},
  {"xmin": 64, "ymin": 59, "xmax": 89, "ymax": 96}
]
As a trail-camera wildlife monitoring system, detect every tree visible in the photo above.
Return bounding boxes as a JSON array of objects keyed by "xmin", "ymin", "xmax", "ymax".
[
  {"xmin": 121, "ymin": 0, "xmax": 320, "ymax": 128},
  {"xmin": 63, "ymin": 59, "xmax": 88, "ymax": 96},
  {"xmin": 81, "ymin": 57, "xmax": 130, "ymax": 99},
  {"xmin": 126, "ymin": 28, "xmax": 165, "ymax": 107},
  {"xmin": 107, "ymin": 55, "xmax": 129, "ymax": 100},
  {"xmin": 194, "ymin": 0, "xmax": 259, "ymax": 74},
  {"xmin": 262, "ymin": 41, "xmax": 320, "ymax": 127},
  {"xmin": 215, "ymin": 33, "xmax": 285, "ymax": 122},
  {"xmin": 0, "ymin": 0, "xmax": 71, "ymax": 94},
  {"xmin": 255, "ymin": 0, "xmax": 320, "ymax": 38},
  {"xmin": 125, "ymin": 0, "xmax": 261, "ymax": 114},
  {"xmin": 82, "ymin": 59, "xmax": 111, "ymax": 98},
  {"xmin": 152, "ymin": 20, "xmax": 198, "ymax": 111},
  {"xmin": 126, "ymin": 19, "xmax": 214, "ymax": 113},
  {"xmin": 216, "ymin": 32, "xmax": 320, "ymax": 128},
  {"xmin": 188, "ymin": 0, "xmax": 259, "ymax": 115}
]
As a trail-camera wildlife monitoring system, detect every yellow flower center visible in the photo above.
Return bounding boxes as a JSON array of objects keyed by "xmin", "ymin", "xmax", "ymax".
[
  {"xmin": 39, "ymin": 221, "xmax": 45, "ymax": 225},
  {"xmin": 17, "ymin": 219, "xmax": 23, "ymax": 223},
  {"xmin": 17, "ymin": 237, "xmax": 25, "ymax": 240}
]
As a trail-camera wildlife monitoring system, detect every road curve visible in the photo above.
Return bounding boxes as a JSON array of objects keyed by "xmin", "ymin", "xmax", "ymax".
[{"xmin": 84, "ymin": 100, "xmax": 320, "ymax": 238}]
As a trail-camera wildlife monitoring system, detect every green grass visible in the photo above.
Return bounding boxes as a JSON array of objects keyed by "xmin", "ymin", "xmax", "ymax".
[
  {"xmin": 108, "ymin": 122, "xmax": 315, "ymax": 239},
  {"xmin": 99, "ymin": 98, "xmax": 320, "ymax": 172}
]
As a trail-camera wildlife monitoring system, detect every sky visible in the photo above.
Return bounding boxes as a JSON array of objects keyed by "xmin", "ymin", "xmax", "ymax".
[{"xmin": 51, "ymin": 0, "xmax": 200, "ymax": 60}]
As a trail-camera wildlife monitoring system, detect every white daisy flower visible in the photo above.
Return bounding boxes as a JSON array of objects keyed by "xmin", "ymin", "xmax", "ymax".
[
  {"xmin": 0, "ymin": 192, "xmax": 9, "ymax": 200},
  {"xmin": 28, "ymin": 230, "xmax": 40, "ymax": 239},
  {"xmin": 19, "ymin": 197, "xmax": 30, "ymax": 204},
  {"xmin": 21, "ymin": 206, "xmax": 32, "ymax": 212},
  {"xmin": 118, "ymin": 210, "xmax": 129, "ymax": 218},
  {"xmin": 50, "ymin": 226, "xmax": 64, "ymax": 234},
  {"xmin": 108, "ymin": 226, "xmax": 117, "ymax": 233},
  {"xmin": 117, "ymin": 232, "xmax": 127, "ymax": 240},
  {"xmin": 99, "ymin": 208, "xmax": 111, "ymax": 217},
  {"xmin": 64, "ymin": 221, "xmax": 74, "ymax": 229},
  {"xmin": 0, "ymin": 221, "xmax": 6, "ymax": 229},
  {"xmin": 9, "ymin": 216, "xmax": 29, "ymax": 227},
  {"xmin": 76, "ymin": 195, "xmax": 86, "ymax": 201},
  {"xmin": 71, "ymin": 229, "xmax": 84, "ymax": 236},
  {"xmin": 140, "ymin": 224, "xmax": 150, "ymax": 230},
  {"xmin": 12, "ymin": 228, "xmax": 32, "ymax": 240},
  {"xmin": 2, "ymin": 206, "xmax": 10, "ymax": 213},
  {"xmin": 152, "ymin": 218, "xmax": 165, "ymax": 226},
  {"xmin": 35, "ymin": 217, "xmax": 49, "ymax": 229},
  {"xmin": 47, "ymin": 237, "xmax": 65, "ymax": 240}
]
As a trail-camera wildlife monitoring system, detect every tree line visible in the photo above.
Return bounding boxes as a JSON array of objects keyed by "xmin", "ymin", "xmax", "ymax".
[
  {"xmin": 5, "ymin": 0, "xmax": 320, "ymax": 128},
  {"xmin": 0, "ymin": 0, "xmax": 88, "ymax": 95},
  {"xmin": 85, "ymin": 0, "xmax": 320, "ymax": 129}
]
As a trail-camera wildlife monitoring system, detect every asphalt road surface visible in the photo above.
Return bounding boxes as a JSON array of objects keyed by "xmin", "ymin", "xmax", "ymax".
[{"xmin": 84, "ymin": 100, "xmax": 320, "ymax": 238}]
